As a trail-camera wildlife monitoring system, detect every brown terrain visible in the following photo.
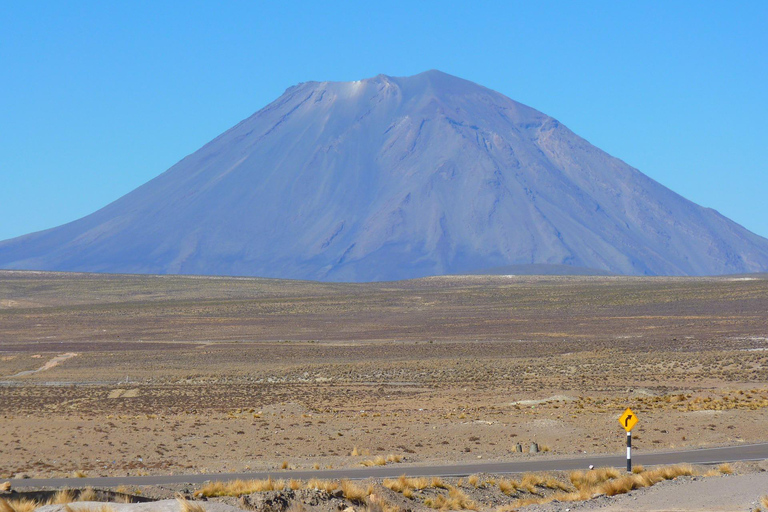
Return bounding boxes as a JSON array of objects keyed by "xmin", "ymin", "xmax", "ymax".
[{"xmin": 1, "ymin": 270, "xmax": 767, "ymax": 510}]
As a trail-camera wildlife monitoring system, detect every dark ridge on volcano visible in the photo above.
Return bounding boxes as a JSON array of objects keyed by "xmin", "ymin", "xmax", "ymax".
[{"xmin": 2, "ymin": 70, "xmax": 768, "ymax": 281}]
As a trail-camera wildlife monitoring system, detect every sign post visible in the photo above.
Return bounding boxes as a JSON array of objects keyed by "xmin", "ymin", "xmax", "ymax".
[{"xmin": 619, "ymin": 407, "xmax": 638, "ymax": 472}]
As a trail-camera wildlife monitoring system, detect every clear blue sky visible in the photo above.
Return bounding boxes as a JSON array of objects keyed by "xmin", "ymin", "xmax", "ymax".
[{"xmin": 2, "ymin": 1, "xmax": 767, "ymax": 241}]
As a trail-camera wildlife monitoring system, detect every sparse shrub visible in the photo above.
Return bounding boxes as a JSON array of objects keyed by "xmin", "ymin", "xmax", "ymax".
[{"xmin": 718, "ymin": 463, "xmax": 733, "ymax": 474}]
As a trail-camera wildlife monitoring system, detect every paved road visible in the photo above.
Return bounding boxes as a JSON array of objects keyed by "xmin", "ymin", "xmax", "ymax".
[{"xmin": 10, "ymin": 442, "xmax": 768, "ymax": 489}]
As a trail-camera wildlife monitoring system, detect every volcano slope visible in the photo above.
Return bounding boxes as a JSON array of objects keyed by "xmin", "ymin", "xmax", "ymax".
[
  {"xmin": 2, "ymin": 70, "xmax": 768, "ymax": 280},
  {"xmin": 1, "ymin": 270, "xmax": 767, "ymax": 479}
]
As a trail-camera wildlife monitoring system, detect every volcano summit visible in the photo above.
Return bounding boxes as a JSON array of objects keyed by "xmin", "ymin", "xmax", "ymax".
[{"xmin": 2, "ymin": 70, "xmax": 768, "ymax": 281}]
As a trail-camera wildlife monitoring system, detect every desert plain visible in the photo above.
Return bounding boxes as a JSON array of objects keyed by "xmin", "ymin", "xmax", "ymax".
[{"xmin": 1, "ymin": 270, "xmax": 768, "ymax": 510}]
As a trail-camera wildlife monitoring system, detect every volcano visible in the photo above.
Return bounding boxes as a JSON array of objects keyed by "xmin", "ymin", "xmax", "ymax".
[{"xmin": 2, "ymin": 70, "xmax": 768, "ymax": 281}]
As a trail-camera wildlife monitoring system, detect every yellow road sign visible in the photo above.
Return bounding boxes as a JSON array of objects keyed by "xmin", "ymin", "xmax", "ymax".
[{"xmin": 619, "ymin": 407, "xmax": 638, "ymax": 432}]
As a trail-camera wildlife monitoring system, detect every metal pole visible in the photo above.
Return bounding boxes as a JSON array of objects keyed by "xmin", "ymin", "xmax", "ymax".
[{"xmin": 627, "ymin": 430, "xmax": 632, "ymax": 472}]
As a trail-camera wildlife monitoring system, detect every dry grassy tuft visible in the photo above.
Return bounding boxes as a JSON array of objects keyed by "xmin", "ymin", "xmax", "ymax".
[
  {"xmin": 78, "ymin": 488, "xmax": 98, "ymax": 502},
  {"xmin": 502, "ymin": 464, "xmax": 706, "ymax": 510},
  {"xmin": 88, "ymin": 506, "xmax": 117, "ymax": 512},
  {"xmin": 72, "ymin": 470, "xmax": 88, "ymax": 478},
  {"xmin": 0, "ymin": 498, "xmax": 37, "ymax": 512},
  {"xmin": 361, "ymin": 456, "xmax": 387, "ymax": 467},
  {"xmin": 467, "ymin": 475, "xmax": 480, "ymax": 488},
  {"xmin": 569, "ymin": 467, "xmax": 620, "ymax": 490},
  {"xmin": 194, "ymin": 476, "xmax": 286, "ymax": 497},
  {"xmin": 717, "ymin": 463, "xmax": 733, "ymax": 475},
  {"xmin": 498, "ymin": 479, "xmax": 519, "ymax": 495},
  {"xmin": 0, "ymin": 483, "xmax": 9, "ymax": 492},
  {"xmin": 0, "ymin": 500, "xmax": 14, "ymax": 512},
  {"xmin": 430, "ymin": 477, "xmax": 447, "ymax": 489},
  {"xmin": 177, "ymin": 495, "xmax": 206, "ymax": 512},
  {"xmin": 631, "ymin": 464, "xmax": 645, "ymax": 474},
  {"xmin": 386, "ymin": 454, "xmax": 402, "ymax": 463},
  {"xmin": 761, "ymin": 495, "xmax": 768, "ymax": 508},
  {"xmin": 424, "ymin": 486, "xmax": 477, "ymax": 511},
  {"xmin": 516, "ymin": 473, "xmax": 570, "ymax": 493},
  {"xmin": 383, "ymin": 475, "xmax": 430, "ymax": 493},
  {"xmin": 340, "ymin": 480, "xmax": 373, "ymax": 504},
  {"xmin": 280, "ymin": 461, "xmax": 290, "ymax": 470},
  {"xmin": 597, "ymin": 464, "xmax": 696, "ymax": 497},
  {"xmin": 364, "ymin": 495, "xmax": 402, "ymax": 512},
  {"xmin": 306, "ymin": 479, "xmax": 339, "ymax": 493},
  {"xmin": 50, "ymin": 489, "xmax": 76, "ymax": 505}
]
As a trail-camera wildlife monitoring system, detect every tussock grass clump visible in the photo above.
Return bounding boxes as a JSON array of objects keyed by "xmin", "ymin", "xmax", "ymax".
[
  {"xmin": 515, "ymin": 473, "xmax": 571, "ymax": 494},
  {"xmin": 761, "ymin": 495, "xmax": 768, "ymax": 509},
  {"xmin": 497, "ymin": 479, "xmax": 519, "ymax": 495},
  {"xmin": 78, "ymin": 488, "xmax": 98, "ymax": 502},
  {"xmin": 569, "ymin": 467, "xmax": 620, "ymax": 490},
  {"xmin": 0, "ymin": 498, "xmax": 37, "ymax": 512},
  {"xmin": 194, "ymin": 476, "xmax": 286, "ymax": 497},
  {"xmin": 177, "ymin": 495, "xmax": 206, "ymax": 512},
  {"xmin": 50, "ymin": 490, "xmax": 76, "ymax": 505},
  {"xmin": 424, "ymin": 486, "xmax": 477, "ymax": 511},
  {"xmin": 502, "ymin": 464, "xmax": 705, "ymax": 510},
  {"xmin": 361, "ymin": 456, "xmax": 387, "ymax": 467},
  {"xmin": 717, "ymin": 463, "xmax": 733, "ymax": 475},
  {"xmin": 0, "ymin": 482, "xmax": 9, "ymax": 492},
  {"xmin": 430, "ymin": 477, "xmax": 448, "ymax": 489},
  {"xmin": 72, "ymin": 470, "xmax": 88, "ymax": 478},
  {"xmin": 364, "ymin": 495, "xmax": 402, "ymax": 512},
  {"xmin": 306, "ymin": 479, "xmax": 339, "ymax": 493},
  {"xmin": 382, "ymin": 475, "xmax": 430, "ymax": 493},
  {"xmin": 339, "ymin": 480, "xmax": 373, "ymax": 504}
]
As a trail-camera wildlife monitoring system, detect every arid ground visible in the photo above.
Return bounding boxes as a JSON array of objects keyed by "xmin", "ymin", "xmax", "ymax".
[{"xmin": 1, "ymin": 270, "xmax": 767, "ymax": 483}]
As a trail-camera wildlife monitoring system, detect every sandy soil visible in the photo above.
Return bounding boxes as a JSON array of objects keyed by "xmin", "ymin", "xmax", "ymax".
[{"xmin": 1, "ymin": 271, "xmax": 767, "ymax": 510}]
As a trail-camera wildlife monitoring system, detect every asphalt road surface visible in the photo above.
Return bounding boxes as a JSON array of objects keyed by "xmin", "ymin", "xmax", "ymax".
[{"xmin": 10, "ymin": 442, "xmax": 768, "ymax": 489}]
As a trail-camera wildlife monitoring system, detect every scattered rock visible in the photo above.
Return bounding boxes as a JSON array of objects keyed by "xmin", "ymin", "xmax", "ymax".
[{"xmin": 240, "ymin": 490, "xmax": 295, "ymax": 512}]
